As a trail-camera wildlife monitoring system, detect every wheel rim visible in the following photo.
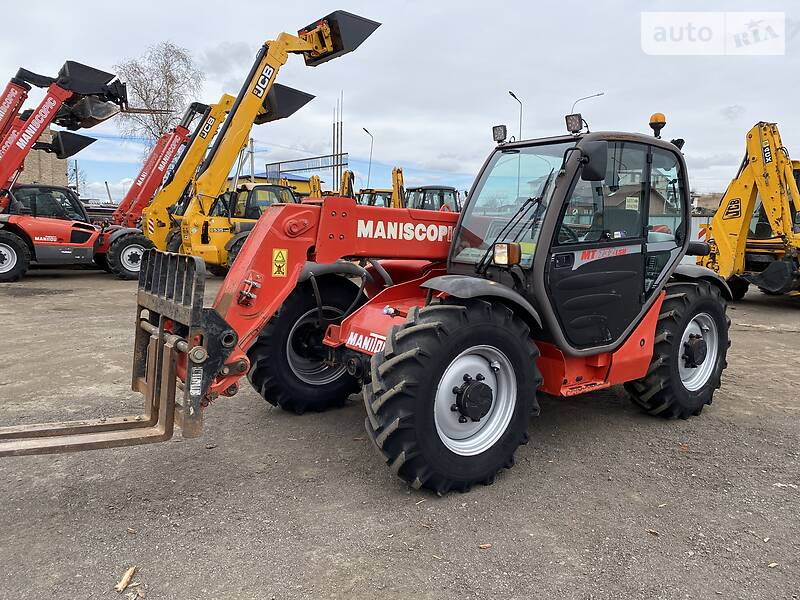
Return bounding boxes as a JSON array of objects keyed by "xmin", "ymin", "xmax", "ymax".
[
  {"xmin": 286, "ymin": 307, "xmax": 347, "ymax": 385},
  {"xmin": 678, "ymin": 312, "xmax": 719, "ymax": 391},
  {"xmin": 0, "ymin": 242, "xmax": 18, "ymax": 274},
  {"xmin": 120, "ymin": 244, "xmax": 145, "ymax": 272},
  {"xmin": 434, "ymin": 345, "xmax": 517, "ymax": 456}
]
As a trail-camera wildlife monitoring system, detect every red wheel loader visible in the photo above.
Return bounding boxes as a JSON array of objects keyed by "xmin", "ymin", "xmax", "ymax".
[
  {"xmin": 0, "ymin": 61, "xmax": 127, "ymax": 282},
  {"xmin": 0, "ymin": 22, "xmax": 730, "ymax": 494}
]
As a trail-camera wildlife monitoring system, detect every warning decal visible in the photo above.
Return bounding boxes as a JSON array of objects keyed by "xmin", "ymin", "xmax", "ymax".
[{"xmin": 272, "ymin": 248, "xmax": 288, "ymax": 277}]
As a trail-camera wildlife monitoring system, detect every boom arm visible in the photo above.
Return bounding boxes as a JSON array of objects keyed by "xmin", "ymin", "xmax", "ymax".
[
  {"xmin": 111, "ymin": 103, "xmax": 209, "ymax": 227},
  {"xmin": 139, "ymin": 94, "xmax": 235, "ymax": 248},
  {"xmin": 702, "ymin": 122, "xmax": 800, "ymax": 278},
  {"xmin": 180, "ymin": 11, "xmax": 379, "ymax": 258},
  {"xmin": 391, "ymin": 167, "xmax": 405, "ymax": 208}
]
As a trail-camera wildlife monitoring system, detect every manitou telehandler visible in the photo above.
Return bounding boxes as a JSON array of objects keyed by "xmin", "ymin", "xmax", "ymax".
[
  {"xmin": 176, "ymin": 13, "xmax": 378, "ymax": 274},
  {"xmin": 0, "ymin": 100, "xmax": 733, "ymax": 494},
  {"xmin": 101, "ymin": 94, "xmax": 236, "ymax": 279},
  {"xmin": 0, "ymin": 61, "xmax": 128, "ymax": 282},
  {"xmin": 700, "ymin": 122, "xmax": 800, "ymax": 299}
]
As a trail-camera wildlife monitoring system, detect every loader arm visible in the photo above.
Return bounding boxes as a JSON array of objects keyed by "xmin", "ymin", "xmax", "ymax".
[
  {"xmin": 179, "ymin": 11, "xmax": 378, "ymax": 266},
  {"xmin": 140, "ymin": 94, "xmax": 234, "ymax": 249},
  {"xmin": 701, "ymin": 122, "xmax": 800, "ymax": 285},
  {"xmin": 391, "ymin": 167, "xmax": 405, "ymax": 208},
  {"xmin": 0, "ymin": 61, "xmax": 127, "ymax": 209},
  {"xmin": 111, "ymin": 103, "xmax": 208, "ymax": 227},
  {"xmin": 0, "ymin": 79, "xmax": 31, "ymax": 141}
]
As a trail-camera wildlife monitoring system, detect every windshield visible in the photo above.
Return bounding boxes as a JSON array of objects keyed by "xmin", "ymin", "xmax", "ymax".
[
  {"xmin": 407, "ymin": 189, "xmax": 458, "ymax": 211},
  {"xmin": 452, "ymin": 141, "xmax": 574, "ymax": 266},
  {"xmin": 358, "ymin": 191, "xmax": 392, "ymax": 207},
  {"xmin": 9, "ymin": 187, "xmax": 87, "ymax": 221}
]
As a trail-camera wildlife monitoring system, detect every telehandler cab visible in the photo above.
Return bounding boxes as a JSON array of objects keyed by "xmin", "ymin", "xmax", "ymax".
[
  {"xmin": 699, "ymin": 122, "xmax": 800, "ymax": 299},
  {"xmin": 0, "ymin": 104, "xmax": 732, "ymax": 494}
]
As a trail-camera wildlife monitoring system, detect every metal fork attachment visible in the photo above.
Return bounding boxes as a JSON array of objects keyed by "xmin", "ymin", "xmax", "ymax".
[{"xmin": 0, "ymin": 250, "xmax": 235, "ymax": 457}]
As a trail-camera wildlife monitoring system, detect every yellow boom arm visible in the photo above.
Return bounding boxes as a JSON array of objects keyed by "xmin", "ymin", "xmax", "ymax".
[
  {"xmin": 141, "ymin": 93, "xmax": 235, "ymax": 249},
  {"xmin": 701, "ymin": 122, "xmax": 800, "ymax": 280}
]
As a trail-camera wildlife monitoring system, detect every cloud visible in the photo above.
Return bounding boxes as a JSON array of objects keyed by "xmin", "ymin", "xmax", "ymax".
[
  {"xmin": 83, "ymin": 178, "xmax": 134, "ymax": 202},
  {"xmin": 5, "ymin": 1, "xmax": 799, "ymax": 196}
]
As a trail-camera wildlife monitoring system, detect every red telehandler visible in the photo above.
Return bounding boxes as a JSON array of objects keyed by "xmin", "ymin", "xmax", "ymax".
[
  {"xmin": 0, "ymin": 18, "xmax": 730, "ymax": 495},
  {"xmin": 0, "ymin": 61, "xmax": 127, "ymax": 282},
  {"xmin": 97, "ymin": 101, "xmax": 213, "ymax": 278}
]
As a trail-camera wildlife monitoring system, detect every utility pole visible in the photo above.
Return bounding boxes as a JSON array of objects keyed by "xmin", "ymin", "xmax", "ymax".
[
  {"xmin": 363, "ymin": 128, "xmax": 374, "ymax": 188},
  {"xmin": 249, "ymin": 138, "xmax": 255, "ymax": 182}
]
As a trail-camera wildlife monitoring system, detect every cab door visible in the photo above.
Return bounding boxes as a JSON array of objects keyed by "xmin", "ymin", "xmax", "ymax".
[{"xmin": 546, "ymin": 142, "xmax": 649, "ymax": 349}]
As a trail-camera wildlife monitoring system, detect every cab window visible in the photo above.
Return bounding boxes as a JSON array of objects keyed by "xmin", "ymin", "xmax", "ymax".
[
  {"xmin": 648, "ymin": 147, "xmax": 686, "ymax": 243},
  {"xmin": 556, "ymin": 142, "xmax": 648, "ymax": 245},
  {"xmin": 10, "ymin": 187, "xmax": 86, "ymax": 221}
]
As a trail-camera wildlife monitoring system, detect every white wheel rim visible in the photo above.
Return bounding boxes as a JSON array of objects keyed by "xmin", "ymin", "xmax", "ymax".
[
  {"xmin": 434, "ymin": 345, "xmax": 517, "ymax": 456},
  {"xmin": 120, "ymin": 244, "xmax": 145, "ymax": 272},
  {"xmin": 0, "ymin": 242, "xmax": 18, "ymax": 274},
  {"xmin": 678, "ymin": 312, "xmax": 719, "ymax": 391}
]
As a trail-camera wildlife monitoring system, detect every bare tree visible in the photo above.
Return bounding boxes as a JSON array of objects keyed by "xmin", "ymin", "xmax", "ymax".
[
  {"xmin": 68, "ymin": 160, "xmax": 87, "ymax": 196},
  {"xmin": 115, "ymin": 42, "xmax": 204, "ymax": 145}
]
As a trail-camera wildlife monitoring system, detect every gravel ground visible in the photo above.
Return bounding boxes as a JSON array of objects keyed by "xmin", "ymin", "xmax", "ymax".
[{"xmin": 0, "ymin": 269, "xmax": 798, "ymax": 599}]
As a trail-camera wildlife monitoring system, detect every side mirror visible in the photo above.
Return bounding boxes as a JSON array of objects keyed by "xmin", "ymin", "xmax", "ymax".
[
  {"xmin": 579, "ymin": 140, "xmax": 608, "ymax": 182},
  {"xmin": 686, "ymin": 240, "xmax": 710, "ymax": 256}
]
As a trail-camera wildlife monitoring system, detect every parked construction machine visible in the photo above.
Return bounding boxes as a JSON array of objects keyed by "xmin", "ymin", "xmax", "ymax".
[
  {"xmin": 0, "ymin": 100, "xmax": 732, "ymax": 494},
  {"xmin": 102, "ymin": 94, "xmax": 235, "ymax": 278},
  {"xmin": 406, "ymin": 185, "xmax": 461, "ymax": 211},
  {"xmin": 0, "ymin": 61, "xmax": 128, "ymax": 282},
  {"xmin": 357, "ymin": 167, "xmax": 405, "ymax": 207},
  {"xmin": 176, "ymin": 13, "xmax": 378, "ymax": 274},
  {"xmin": 699, "ymin": 122, "xmax": 800, "ymax": 299}
]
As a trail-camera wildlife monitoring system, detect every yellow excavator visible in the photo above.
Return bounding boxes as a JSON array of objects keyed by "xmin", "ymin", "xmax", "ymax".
[
  {"xmin": 143, "ymin": 93, "xmax": 235, "ymax": 251},
  {"xmin": 179, "ymin": 12, "xmax": 378, "ymax": 273},
  {"xmin": 308, "ymin": 169, "xmax": 355, "ymax": 198},
  {"xmin": 700, "ymin": 122, "xmax": 800, "ymax": 299},
  {"xmin": 357, "ymin": 166, "xmax": 405, "ymax": 207}
]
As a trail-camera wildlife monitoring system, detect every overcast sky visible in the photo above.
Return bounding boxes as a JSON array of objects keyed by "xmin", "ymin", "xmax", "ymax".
[{"xmin": 3, "ymin": 0, "xmax": 799, "ymax": 199}]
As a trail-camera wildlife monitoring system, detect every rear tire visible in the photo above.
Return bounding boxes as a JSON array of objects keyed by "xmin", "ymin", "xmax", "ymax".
[
  {"xmin": 165, "ymin": 231, "xmax": 183, "ymax": 253},
  {"xmin": 727, "ymin": 276, "xmax": 749, "ymax": 301},
  {"xmin": 625, "ymin": 280, "xmax": 729, "ymax": 419},
  {"xmin": 107, "ymin": 233, "xmax": 153, "ymax": 280},
  {"xmin": 93, "ymin": 253, "xmax": 112, "ymax": 273},
  {"xmin": 206, "ymin": 264, "xmax": 228, "ymax": 277},
  {"xmin": 247, "ymin": 278, "xmax": 363, "ymax": 414},
  {"xmin": 226, "ymin": 237, "xmax": 245, "ymax": 269},
  {"xmin": 0, "ymin": 230, "xmax": 30, "ymax": 283},
  {"xmin": 364, "ymin": 300, "xmax": 540, "ymax": 494}
]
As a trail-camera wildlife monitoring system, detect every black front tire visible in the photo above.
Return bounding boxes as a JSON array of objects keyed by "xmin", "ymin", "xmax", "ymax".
[
  {"xmin": 247, "ymin": 277, "xmax": 363, "ymax": 414},
  {"xmin": 0, "ymin": 230, "xmax": 30, "ymax": 283},
  {"xmin": 107, "ymin": 233, "xmax": 154, "ymax": 280},
  {"xmin": 625, "ymin": 280, "xmax": 730, "ymax": 419},
  {"xmin": 364, "ymin": 300, "xmax": 541, "ymax": 494}
]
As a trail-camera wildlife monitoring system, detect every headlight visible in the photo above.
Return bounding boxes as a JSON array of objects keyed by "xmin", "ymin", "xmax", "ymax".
[{"xmin": 492, "ymin": 242, "xmax": 521, "ymax": 266}]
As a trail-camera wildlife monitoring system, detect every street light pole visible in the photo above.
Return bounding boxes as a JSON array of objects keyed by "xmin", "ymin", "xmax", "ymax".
[
  {"xmin": 508, "ymin": 91, "xmax": 522, "ymax": 140},
  {"xmin": 363, "ymin": 127, "xmax": 374, "ymax": 188},
  {"xmin": 570, "ymin": 92, "xmax": 605, "ymax": 114}
]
